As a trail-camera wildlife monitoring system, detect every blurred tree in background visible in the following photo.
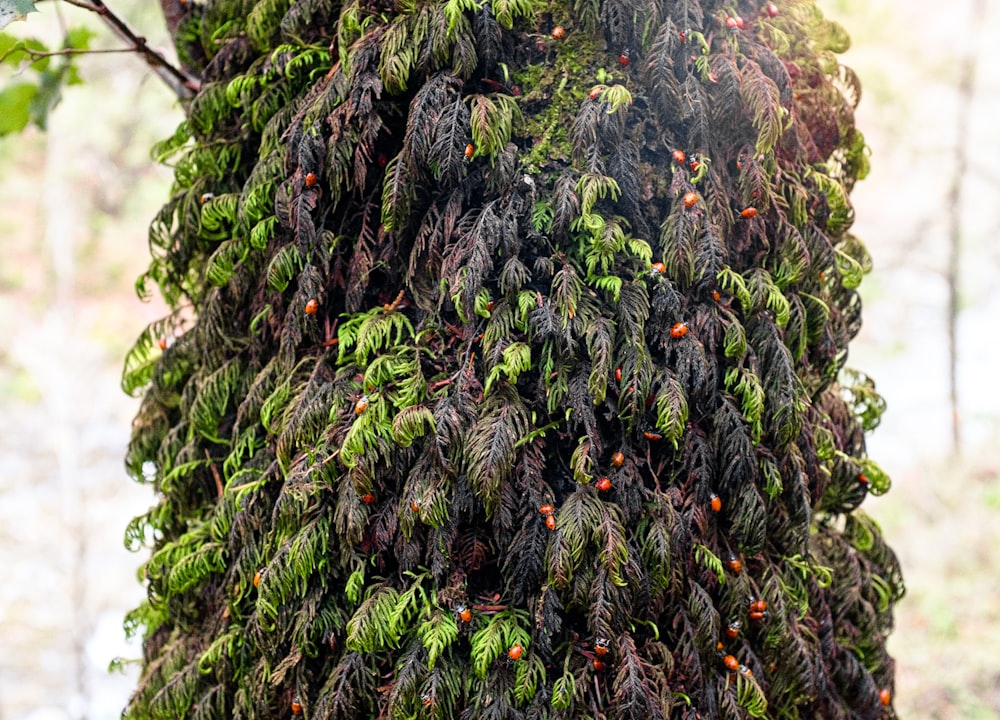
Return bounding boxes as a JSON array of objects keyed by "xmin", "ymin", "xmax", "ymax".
[{"xmin": 5, "ymin": 0, "xmax": 905, "ymax": 717}]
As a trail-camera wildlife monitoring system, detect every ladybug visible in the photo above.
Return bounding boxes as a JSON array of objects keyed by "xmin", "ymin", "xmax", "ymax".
[
  {"xmin": 726, "ymin": 620, "xmax": 741, "ymax": 639},
  {"xmin": 545, "ymin": 514, "xmax": 556, "ymax": 531},
  {"xmin": 651, "ymin": 261, "xmax": 666, "ymax": 274},
  {"xmin": 593, "ymin": 658, "xmax": 605, "ymax": 671},
  {"xmin": 614, "ymin": 367, "xmax": 623, "ymax": 382},
  {"xmin": 551, "ymin": 25, "xmax": 566, "ymax": 40},
  {"xmin": 508, "ymin": 644, "xmax": 524, "ymax": 661},
  {"xmin": 456, "ymin": 604, "xmax": 472, "ymax": 623},
  {"xmin": 355, "ymin": 395, "xmax": 369, "ymax": 415},
  {"xmin": 683, "ymin": 191, "xmax": 698, "ymax": 207},
  {"xmin": 858, "ymin": 473, "xmax": 869, "ymax": 486},
  {"xmin": 589, "ymin": 86, "xmax": 603, "ymax": 100},
  {"xmin": 596, "ymin": 477, "xmax": 612, "ymax": 492},
  {"xmin": 726, "ymin": 554, "xmax": 743, "ymax": 574},
  {"xmin": 739, "ymin": 664, "xmax": 753, "ymax": 677},
  {"xmin": 879, "ymin": 689, "xmax": 891, "ymax": 706},
  {"xmin": 305, "ymin": 298, "xmax": 319, "ymax": 315},
  {"xmin": 716, "ymin": 641, "xmax": 725, "ymax": 652},
  {"xmin": 411, "ymin": 500, "xmax": 420, "ymax": 512},
  {"xmin": 672, "ymin": 149, "xmax": 686, "ymax": 164},
  {"xmin": 740, "ymin": 207, "xmax": 757, "ymax": 219},
  {"xmin": 689, "ymin": 160, "xmax": 700, "ymax": 172},
  {"xmin": 199, "ymin": 192, "xmax": 214, "ymax": 204},
  {"xmin": 594, "ymin": 639, "xmax": 609, "ymax": 656},
  {"xmin": 611, "ymin": 451, "xmax": 624, "ymax": 467},
  {"xmin": 157, "ymin": 337, "xmax": 168, "ymax": 351},
  {"xmin": 750, "ymin": 599, "xmax": 767, "ymax": 613},
  {"xmin": 291, "ymin": 696, "xmax": 303, "ymax": 716},
  {"xmin": 618, "ymin": 52, "xmax": 630, "ymax": 67},
  {"xmin": 749, "ymin": 610, "xmax": 766, "ymax": 622},
  {"xmin": 485, "ymin": 300, "xmax": 495, "ymax": 313},
  {"xmin": 305, "ymin": 172, "xmax": 318, "ymax": 187},
  {"xmin": 253, "ymin": 570, "xmax": 262, "ymax": 588},
  {"xmin": 464, "ymin": 143, "xmax": 475, "ymax": 159},
  {"xmin": 361, "ymin": 492, "xmax": 376, "ymax": 504},
  {"xmin": 710, "ymin": 493, "xmax": 722, "ymax": 512},
  {"xmin": 723, "ymin": 654, "xmax": 739, "ymax": 672},
  {"xmin": 643, "ymin": 430, "xmax": 663, "ymax": 441},
  {"xmin": 679, "ymin": 31, "xmax": 686, "ymax": 42},
  {"xmin": 421, "ymin": 693, "xmax": 435, "ymax": 706},
  {"xmin": 377, "ymin": 153, "xmax": 388, "ymax": 168},
  {"xmin": 765, "ymin": 3, "xmax": 779, "ymax": 17},
  {"xmin": 725, "ymin": 15, "xmax": 744, "ymax": 29},
  {"xmin": 539, "ymin": 503, "xmax": 555, "ymax": 516},
  {"xmin": 670, "ymin": 322, "xmax": 689, "ymax": 338},
  {"xmin": 711, "ymin": 290, "xmax": 721, "ymax": 302}
]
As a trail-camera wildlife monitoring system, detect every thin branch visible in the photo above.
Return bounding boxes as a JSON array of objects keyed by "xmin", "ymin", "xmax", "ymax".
[{"xmin": 59, "ymin": 0, "xmax": 200, "ymax": 99}]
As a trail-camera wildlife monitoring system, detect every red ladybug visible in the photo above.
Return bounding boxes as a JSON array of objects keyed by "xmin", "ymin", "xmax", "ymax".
[
  {"xmin": 596, "ymin": 477, "xmax": 612, "ymax": 492},
  {"xmin": 464, "ymin": 144, "xmax": 475, "ymax": 159},
  {"xmin": 740, "ymin": 207, "xmax": 757, "ymax": 219},
  {"xmin": 421, "ymin": 693, "xmax": 435, "ymax": 706},
  {"xmin": 858, "ymin": 473, "xmax": 869, "ymax": 486},
  {"xmin": 618, "ymin": 52, "xmax": 630, "ymax": 67},
  {"xmin": 725, "ymin": 15, "xmax": 744, "ymax": 29},
  {"xmin": 765, "ymin": 3, "xmax": 779, "ymax": 17},
  {"xmin": 683, "ymin": 191, "xmax": 698, "ymax": 207},
  {"xmin": 643, "ymin": 430, "xmax": 662, "ymax": 441},
  {"xmin": 689, "ymin": 160, "xmax": 700, "ymax": 172},
  {"xmin": 593, "ymin": 658, "xmax": 606, "ymax": 671},
  {"xmin": 508, "ymin": 644, "xmax": 524, "ymax": 661},
  {"xmin": 750, "ymin": 599, "xmax": 767, "ymax": 613},
  {"xmin": 611, "ymin": 451, "xmax": 624, "ymax": 467},
  {"xmin": 305, "ymin": 172, "xmax": 318, "ymax": 187},
  {"xmin": 723, "ymin": 654, "xmax": 739, "ymax": 672},
  {"xmin": 539, "ymin": 503, "xmax": 555, "ymax": 516},
  {"xmin": 305, "ymin": 298, "xmax": 319, "ymax": 315},
  {"xmin": 291, "ymin": 696, "xmax": 303, "ymax": 715},
  {"xmin": 651, "ymin": 262, "xmax": 666, "ymax": 274},
  {"xmin": 545, "ymin": 514, "xmax": 556, "ymax": 531},
  {"xmin": 589, "ymin": 86, "xmax": 603, "ymax": 100},
  {"xmin": 749, "ymin": 610, "xmax": 766, "ymax": 622},
  {"xmin": 361, "ymin": 492, "xmax": 376, "ymax": 504},
  {"xmin": 879, "ymin": 689, "xmax": 891, "ymax": 706},
  {"xmin": 710, "ymin": 493, "xmax": 722, "ymax": 512},
  {"xmin": 355, "ymin": 395, "xmax": 369, "ymax": 415},
  {"xmin": 377, "ymin": 153, "xmax": 388, "ymax": 167},
  {"xmin": 157, "ymin": 337, "xmax": 168, "ymax": 351},
  {"xmin": 726, "ymin": 620, "xmax": 741, "ymax": 639},
  {"xmin": 672, "ymin": 149, "xmax": 686, "ymax": 164},
  {"xmin": 614, "ymin": 367, "xmax": 623, "ymax": 382},
  {"xmin": 551, "ymin": 25, "xmax": 566, "ymax": 40},
  {"xmin": 411, "ymin": 501, "xmax": 420, "ymax": 512},
  {"xmin": 670, "ymin": 322, "xmax": 689, "ymax": 338},
  {"xmin": 594, "ymin": 639, "xmax": 609, "ymax": 656},
  {"xmin": 726, "ymin": 554, "xmax": 743, "ymax": 574},
  {"xmin": 485, "ymin": 300, "xmax": 495, "ymax": 313}
]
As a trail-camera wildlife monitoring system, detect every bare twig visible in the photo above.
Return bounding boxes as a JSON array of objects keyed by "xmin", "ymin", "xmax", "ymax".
[{"xmin": 60, "ymin": 0, "xmax": 200, "ymax": 99}]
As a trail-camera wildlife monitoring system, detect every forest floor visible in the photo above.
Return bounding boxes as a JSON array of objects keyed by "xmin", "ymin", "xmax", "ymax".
[{"xmin": 2, "ymin": 1, "xmax": 1000, "ymax": 719}]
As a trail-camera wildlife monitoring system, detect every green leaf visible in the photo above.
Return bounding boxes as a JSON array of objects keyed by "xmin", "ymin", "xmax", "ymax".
[{"xmin": 0, "ymin": 82, "xmax": 36, "ymax": 134}]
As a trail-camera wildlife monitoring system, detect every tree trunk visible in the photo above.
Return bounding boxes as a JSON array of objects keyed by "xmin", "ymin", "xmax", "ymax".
[{"xmin": 123, "ymin": 1, "xmax": 903, "ymax": 718}]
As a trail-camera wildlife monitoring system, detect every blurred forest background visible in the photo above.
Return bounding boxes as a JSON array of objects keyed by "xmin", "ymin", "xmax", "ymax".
[{"xmin": 0, "ymin": 0, "xmax": 998, "ymax": 718}]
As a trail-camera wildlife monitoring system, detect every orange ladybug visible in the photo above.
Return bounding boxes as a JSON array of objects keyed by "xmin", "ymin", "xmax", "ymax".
[
  {"xmin": 589, "ymin": 86, "xmax": 603, "ymax": 100},
  {"xmin": 726, "ymin": 554, "xmax": 743, "ymax": 574},
  {"xmin": 355, "ymin": 395, "xmax": 369, "ymax": 415},
  {"xmin": 643, "ymin": 430, "xmax": 662, "ymax": 441},
  {"xmin": 683, "ymin": 191, "xmax": 698, "ymax": 207},
  {"xmin": 726, "ymin": 620, "xmax": 741, "ymax": 639},
  {"xmin": 199, "ymin": 192, "xmax": 214, "ymax": 204},
  {"xmin": 740, "ymin": 207, "xmax": 757, "ymax": 219},
  {"xmin": 879, "ymin": 689, "xmax": 891, "ymax": 706},
  {"xmin": 614, "ymin": 367, "xmax": 623, "ymax": 382},
  {"xmin": 723, "ymin": 654, "xmax": 739, "ymax": 672},
  {"xmin": 711, "ymin": 290, "xmax": 721, "ymax": 301},
  {"xmin": 611, "ymin": 451, "xmax": 624, "ymax": 467},
  {"xmin": 456, "ymin": 604, "xmax": 472, "ymax": 623},
  {"xmin": 291, "ymin": 696, "xmax": 303, "ymax": 715},
  {"xmin": 157, "ymin": 337, "xmax": 168, "ymax": 351},
  {"xmin": 545, "ymin": 514, "xmax": 556, "ymax": 531},
  {"xmin": 361, "ymin": 492, "xmax": 375, "ymax": 504},
  {"xmin": 305, "ymin": 172, "xmax": 318, "ymax": 187},
  {"xmin": 593, "ymin": 658, "xmax": 605, "ymax": 671},
  {"xmin": 305, "ymin": 298, "xmax": 319, "ymax": 315},
  {"xmin": 551, "ymin": 25, "xmax": 566, "ymax": 40},
  {"xmin": 858, "ymin": 473, "xmax": 869, "ymax": 486},
  {"xmin": 594, "ymin": 639, "xmax": 609, "ymax": 656},
  {"xmin": 253, "ymin": 570, "xmax": 262, "ymax": 588},
  {"xmin": 672, "ymin": 149, "xmax": 686, "ymax": 164},
  {"xmin": 411, "ymin": 501, "xmax": 420, "ymax": 512},
  {"xmin": 710, "ymin": 493, "xmax": 722, "ymax": 512},
  {"xmin": 618, "ymin": 52, "xmax": 629, "ymax": 67},
  {"xmin": 539, "ymin": 503, "xmax": 555, "ymax": 516},
  {"xmin": 421, "ymin": 693, "xmax": 435, "ymax": 706},
  {"xmin": 508, "ymin": 644, "xmax": 524, "ymax": 661},
  {"xmin": 739, "ymin": 664, "xmax": 753, "ymax": 676},
  {"xmin": 464, "ymin": 144, "xmax": 475, "ymax": 159},
  {"xmin": 670, "ymin": 322, "xmax": 689, "ymax": 338},
  {"xmin": 651, "ymin": 262, "xmax": 666, "ymax": 274},
  {"xmin": 749, "ymin": 610, "xmax": 766, "ymax": 622},
  {"xmin": 750, "ymin": 599, "xmax": 767, "ymax": 613},
  {"xmin": 596, "ymin": 477, "xmax": 612, "ymax": 492}
]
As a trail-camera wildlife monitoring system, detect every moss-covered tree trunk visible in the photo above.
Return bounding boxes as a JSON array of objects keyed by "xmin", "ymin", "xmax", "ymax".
[{"xmin": 123, "ymin": 0, "xmax": 902, "ymax": 717}]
